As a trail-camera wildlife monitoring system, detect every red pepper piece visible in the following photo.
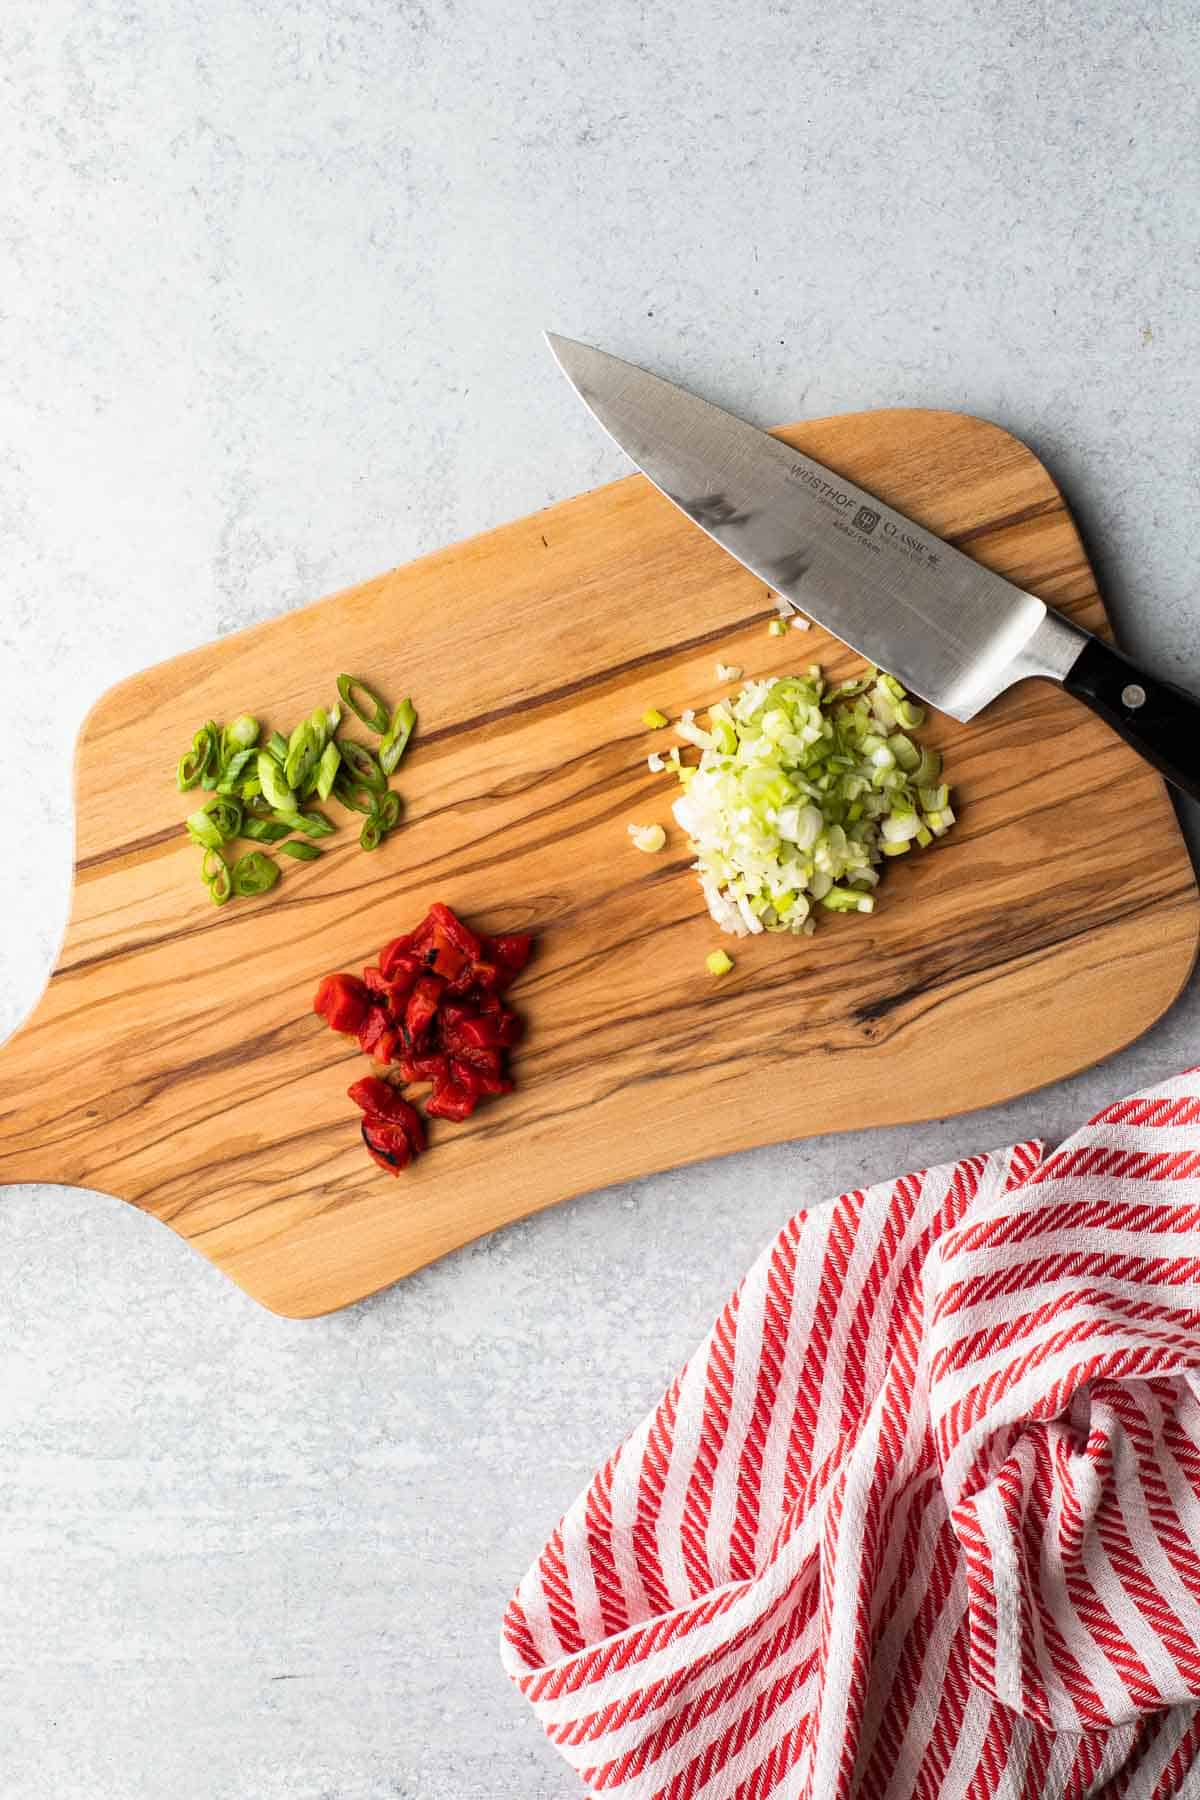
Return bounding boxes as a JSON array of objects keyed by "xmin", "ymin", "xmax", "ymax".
[
  {"xmin": 425, "ymin": 928, "xmax": 469, "ymax": 982},
  {"xmin": 425, "ymin": 1074, "xmax": 478, "ymax": 1121},
  {"xmin": 467, "ymin": 958, "xmax": 505, "ymax": 994},
  {"xmin": 404, "ymin": 974, "xmax": 443, "ymax": 1047},
  {"xmin": 426, "ymin": 903, "xmax": 483, "ymax": 960},
  {"xmin": 451, "ymin": 1042, "xmax": 504, "ymax": 1077},
  {"xmin": 347, "ymin": 1079, "xmax": 427, "ymax": 1152},
  {"xmin": 455, "ymin": 1012, "xmax": 506, "ymax": 1051},
  {"xmin": 466, "ymin": 1065, "xmax": 514, "ymax": 1097},
  {"xmin": 313, "ymin": 972, "xmax": 372, "ymax": 1035},
  {"xmin": 492, "ymin": 1008, "xmax": 524, "ymax": 1048},
  {"xmin": 490, "ymin": 933, "xmax": 533, "ymax": 972},
  {"xmin": 378, "ymin": 933, "xmax": 417, "ymax": 980},
  {"xmin": 380, "ymin": 953, "xmax": 423, "ymax": 1008},
  {"xmin": 357, "ymin": 1005, "xmax": 394, "ymax": 1058},
  {"xmin": 372, "ymin": 1027, "xmax": 403, "ymax": 1065},
  {"xmin": 361, "ymin": 1116, "xmax": 413, "ymax": 1174},
  {"xmin": 396, "ymin": 1050, "xmax": 451, "ymax": 1086},
  {"xmin": 362, "ymin": 965, "xmax": 389, "ymax": 995}
]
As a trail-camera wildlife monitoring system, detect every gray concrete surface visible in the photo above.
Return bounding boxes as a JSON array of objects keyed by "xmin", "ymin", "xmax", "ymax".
[{"xmin": 2, "ymin": 2, "xmax": 1199, "ymax": 1794}]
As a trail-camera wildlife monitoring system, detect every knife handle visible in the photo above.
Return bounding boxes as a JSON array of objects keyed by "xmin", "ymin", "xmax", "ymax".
[{"xmin": 1063, "ymin": 636, "xmax": 1200, "ymax": 804}]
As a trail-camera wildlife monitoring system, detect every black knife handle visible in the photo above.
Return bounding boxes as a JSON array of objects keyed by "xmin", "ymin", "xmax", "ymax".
[{"xmin": 1063, "ymin": 636, "xmax": 1200, "ymax": 803}]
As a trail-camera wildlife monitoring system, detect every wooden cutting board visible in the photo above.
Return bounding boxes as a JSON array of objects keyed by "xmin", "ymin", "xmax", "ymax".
[{"xmin": 1, "ymin": 410, "xmax": 1196, "ymax": 1316}]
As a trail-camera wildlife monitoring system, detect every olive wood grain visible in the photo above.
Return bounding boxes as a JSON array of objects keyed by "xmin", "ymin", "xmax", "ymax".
[{"xmin": 0, "ymin": 410, "xmax": 1195, "ymax": 1315}]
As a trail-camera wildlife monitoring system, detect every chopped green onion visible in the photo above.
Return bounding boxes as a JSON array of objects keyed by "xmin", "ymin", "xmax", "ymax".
[
  {"xmin": 283, "ymin": 718, "xmax": 321, "ymax": 791},
  {"xmin": 277, "ymin": 839, "xmax": 322, "ymax": 861},
  {"xmin": 337, "ymin": 674, "xmax": 390, "ymax": 734},
  {"xmin": 198, "ymin": 720, "xmax": 221, "ymax": 788},
  {"xmin": 241, "ymin": 816, "xmax": 291, "ymax": 843},
  {"xmin": 256, "ymin": 751, "xmax": 294, "ymax": 812},
  {"xmin": 768, "ymin": 619, "xmax": 788, "ymax": 637},
  {"xmin": 178, "ymin": 724, "xmax": 217, "ymax": 791},
  {"xmin": 377, "ymin": 790, "xmax": 401, "ymax": 831},
  {"xmin": 359, "ymin": 816, "xmax": 384, "ymax": 852},
  {"xmin": 643, "ymin": 708, "xmax": 669, "ymax": 730},
  {"xmin": 266, "ymin": 730, "xmax": 288, "ymax": 763},
  {"xmin": 670, "ymin": 666, "xmax": 954, "ymax": 938},
  {"xmin": 225, "ymin": 714, "xmax": 260, "ymax": 752},
  {"xmin": 315, "ymin": 739, "xmax": 341, "ymax": 801},
  {"xmin": 185, "ymin": 795, "xmax": 242, "ymax": 848},
  {"xmin": 201, "ymin": 846, "xmax": 227, "ymax": 885},
  {"xmin": 230, "ymin": 851, "xmax": 281, "ymax": 896},
  {"xmin": 208, "ymin": 859, "xmax": 232, "ymax": 905},
  {"xmin": 716, "ymin": 663, "xmax": 743, "ymax": 682},
  {"xmin": 628, "ymin": 822, "xmax": 667, "ymax": 853},
  {"xmin": 706, "ymin": 948, "xmax": 734, "ymax": 976},
  {"xmin": 273, "ymin": 808, "xmax": 335, "ymax": 838},
  {"xmin": 336, "ymin": 739, "xmax": 386, "ymax": 793},
  {"xmin": 378, "ymin": 698, "xmax": 416, "ymax": 775},
  {"xmin": 215, "ymin": 746, "xmax": 257, "ymax": 792},
  {"xmin": 331, "ymin": 776, "xmax": 376, "ymax": 815}
]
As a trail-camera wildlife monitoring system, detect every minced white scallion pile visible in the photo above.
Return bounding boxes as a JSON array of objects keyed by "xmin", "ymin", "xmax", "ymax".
[{"xmin": 668, "ymin": 666, "xmax": 955, "ymax": 937}]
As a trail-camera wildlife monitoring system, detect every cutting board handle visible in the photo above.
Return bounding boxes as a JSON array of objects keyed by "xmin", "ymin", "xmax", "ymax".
[{"xmin": 1063, "ymin": 637, "xmax": 1200, "ymax": 805}]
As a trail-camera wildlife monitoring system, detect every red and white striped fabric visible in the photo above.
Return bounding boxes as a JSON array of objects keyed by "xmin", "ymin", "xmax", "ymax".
[{"xmin": 502, "ymin": 1071, "xmax": 1200, "ymax": 1798}]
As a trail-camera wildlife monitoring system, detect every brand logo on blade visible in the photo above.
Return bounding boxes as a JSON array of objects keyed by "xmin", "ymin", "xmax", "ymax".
[{"xmin": 853, "ymin": 506, "xmax": 880, "ymax": 534}]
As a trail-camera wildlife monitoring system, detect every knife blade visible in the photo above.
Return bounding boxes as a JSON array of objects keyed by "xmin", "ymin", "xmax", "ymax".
[{"xmin": 546, "ymin": 334, "xmax": 1200, "ymax": 802}]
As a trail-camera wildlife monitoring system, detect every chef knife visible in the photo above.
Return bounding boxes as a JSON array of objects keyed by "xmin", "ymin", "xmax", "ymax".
[{"xmin": 546, "ymin": 334, "xmax": 1200, "ymax": 803}]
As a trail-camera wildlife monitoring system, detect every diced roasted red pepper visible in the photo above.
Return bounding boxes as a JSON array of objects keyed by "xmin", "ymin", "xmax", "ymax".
[
  {"xmin": 357, "ymin": 1005, "xmax": 394, "ymax": 1058},
  {"xmin": 460, "ymin": 1062, "xmax": 514, "ymax": 1097},
  {"xmin": 362, "ymin": 965, "xmax": 389, "ymax": 995},
  {"xmin": 381, "ymin": 953, "xmax": 423, "ymax": 1007},
  {"xmin": 313, "ymin": 972, "xmax": 372, "ymax": 1035},
  {"xmin": 450, "ymin": 1041, "xmax": 504, "ymax": 1077},
  {"xmin": 426, "ymin": 903, "xmax": 483, "ymax": 960},
  {"xmin": 404, "ymin": 974, "xmax": 442, "ymax": 1047},
  {"xmin": 372, "ymin": 1027, "xmax": 403, "ymax": 1065},
  {"xmin": 454, "ymin": 1012, "xmax": 506, "ymax": 1051},
  {"xmin": 490, "ymin": 933, "xmax": 533, "ymax": 972},
  {"xmin": 347, "ymin": 1078, "xmax": 426, "ymax": 1152},
  {"xmin": 425, "ymin": 1074, "xmax": 478, "ymax": 1121},
  {"xmin": 492, "ymin": 1007, "xmax": 524, "ymax": 1048},
  {"xmin": 396, "ymin": 1050, "xmax": 451, "ymax": 1087},
  {"xmin": 378, "ymin": 933, "xmax": 417, "ymax": 980},
  {"xmin": 361, "ymin": 1116, "xmax": 414, "ymax": 1174}
]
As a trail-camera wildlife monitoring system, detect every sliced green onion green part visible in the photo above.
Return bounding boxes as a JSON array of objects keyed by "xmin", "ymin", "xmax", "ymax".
[
  {"xmin": 359, "ymin": 816, "xmax": 384, "ymax": 852},
  {"xmin": 336, "ymin": 674, "xmax": 390, "ymax": 734},
  {"xmin": 273, "ymin": 808, "xmax": 335, "ymax": 838},
  {"xmin": 256, "ymin": 751, "xmax": 294, "ymax": 812},
  {"xmin": 242, "ymin": 815, "xmax": 290, "ymax": 843},
  {"xmin": 185, "ymin": 796, "xmax": 242, "ymax": 848},
  {"xmin": 230, "ymin": 851, "xmax": 281, "ymax": 896},
  {"xmin": 225, "ymin": 714, "xmax": 260, "ymax": 752},
  {"xmin": 378, "ymin": 698, "xmax": 416, "ymax": 775},
  {"xmin": 706, "ymin": 949, "xmax": 734, "ymax": 976},
  {"xmin": 208, "ymin": 860, "xmax": 232, "ymax": 905},
  {"xmin": 336, "ymin": 739, "xmax": 386, "ymax": 793},
  {"xmin": 266, "ymin": 730, "xmax": 288, "ymax": 763},
  {"xmin": 331, "ymin": 775, "xmax": 376, "ymax": 815},
  {"xmin": 201, "ymin": 846, "xmax": 227, "ymax": 885},
  {"xmin": 277, "ymin": 839, "xmax": 322, "ymax": 861},
  {"xmin": 377, "ymin": 790, "xmax": 401, "ymax": 831},
  {"xmin": 642, "ymin": 708, "xmax": 669, "ymax": 730},
  {"xmin": 215, "ymin": 746, "xmax": 257, "ymax": 792},
  {"xmin": 283, "ymin": 718, "xmax": 321, "ymax": 791},
  {"xmin": 315, "ymin": 740, "xmax": 341, "ymax": 801}
]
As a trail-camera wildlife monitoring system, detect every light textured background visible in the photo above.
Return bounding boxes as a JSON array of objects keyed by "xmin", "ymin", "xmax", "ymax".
[{"xmin": 2, "ymin": 2, "xmax": 1199, "ymax": 1795}]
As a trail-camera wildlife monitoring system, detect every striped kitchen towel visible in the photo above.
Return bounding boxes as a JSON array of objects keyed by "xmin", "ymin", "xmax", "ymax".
[{"xmin": 501, "ymin": 1070, "xmax": 1200, "ymax": 1798}]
